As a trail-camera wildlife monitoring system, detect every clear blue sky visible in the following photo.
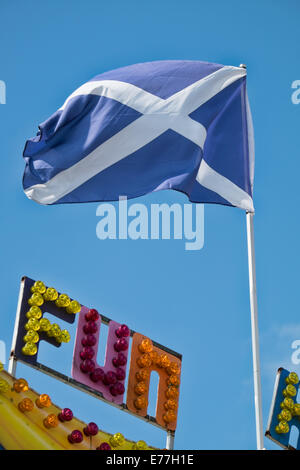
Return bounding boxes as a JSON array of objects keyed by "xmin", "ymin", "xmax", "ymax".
[{"xmin": 0, "ymin": 0, "xmax": 299, "ymax": 450}]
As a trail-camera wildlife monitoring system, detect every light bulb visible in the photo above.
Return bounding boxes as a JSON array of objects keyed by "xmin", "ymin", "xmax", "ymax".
[
  {"xmin": 31, "ymin": 281, "xmax": 46, "ymax": 294},
  {"xmin": 43, "ymin": 287, "xmax": 58, "ymax": 302}
]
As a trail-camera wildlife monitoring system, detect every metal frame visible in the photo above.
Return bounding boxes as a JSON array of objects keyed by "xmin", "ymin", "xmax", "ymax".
[{"xmin": 8, "ymin": 276, "xmax": 180, "ymax": 449}]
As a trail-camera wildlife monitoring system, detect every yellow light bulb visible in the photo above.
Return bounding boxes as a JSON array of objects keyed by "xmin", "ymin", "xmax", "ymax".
[
  {"xmin": 132, "ymin": 440, "xmax": 147, "ymax": 450},
  {"xmin": 275, "ymin": 420, "xmax": 289, "ymax": 434},
  {"xmin": 110, "ymin": 432, "xmax": 125, "ymax": 447},
  {"xmin": 25, "ymin": 318, "xmax": 40, "ymax": 331},
  {"xmin": 43, "ymin": 287, "xmax": 58, "ymax": 302},
  {"xmin": 280, "ymin": 397, "xmax": 294, "ymax": 411},
  {"xmin": 66, "ymin": 300, "xmax": 81, "ymax": 314},
  {"xmin": 293, "ymin": 403, "xmax": 300, "ymax": 416},
  {"xmin": 55, "ymin": 329, "xmax": 71, "ymax": 344},
  {"xmin": 0, "ymin": 379, "xmax": 9, "ymax": 393},
  {"xmin": 24, "ymin": 330, "xmax": 39, "ymax": 344},
  {"xmin": 47, "ymin": 323, "xmax": 61, "ymax": 338},
  {"xmin": 26, "ymin": 306, "xmax": 42, "ymax": 320},
  {"xmin": 28, "ymin": 293, "xmax": 44, "ymax": 307},
  {"xmin": 283, "ymin": 384, "xmax": 297, "ymax": 398},
  {"xmin": 286, "ymin": 372, "xmax": 299, "ymax": 385},
  {"xmin": 278, "ymin": 409, "xmax": 292, "ymax": 422},
  {"xmin": 31, "ymin": 281, "xmax": 46, "ymax": 294},
  {"xmin": 55, "ymin": 294, "xmax": 70, "ymax": 308},
  {"xmin": 22, "ymin": 342, "xmax": 37, "ymax": 356},
  {"xmin": 39, "ymin": 318, "xmax": 51, "ymax": 332}
]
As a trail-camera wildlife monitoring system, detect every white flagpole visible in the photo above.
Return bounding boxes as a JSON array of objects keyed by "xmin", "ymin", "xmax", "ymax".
[{"xmin": 246, "ymin": 211, "xmax": 264, "ymax": 450}]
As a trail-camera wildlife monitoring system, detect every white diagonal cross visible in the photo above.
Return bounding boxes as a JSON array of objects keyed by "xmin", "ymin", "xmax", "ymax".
[{"xmin": 24, "ymin": 66, "xmax": 253, "ymax": 211}]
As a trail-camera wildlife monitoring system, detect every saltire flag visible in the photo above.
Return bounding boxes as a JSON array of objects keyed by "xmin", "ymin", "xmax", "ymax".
[{"xmin": 22, "ymin": 60, "xmax": 254, "ymax": 212}]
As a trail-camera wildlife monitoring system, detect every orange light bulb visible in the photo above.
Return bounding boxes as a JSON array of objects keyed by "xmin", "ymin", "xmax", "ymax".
[
  {"xmin": 165, "ymin": 386, "xmax": 179, "ymax": 399},
  {"xmin": 163, "ymin": 410, "xmax": 176, "ymax": 424},
  {"xmin": 13, "ymin": 379, "xmax": 29, "ymax": 393},
  {"xmin": 44, "ymin": 413, "xmax": 59, "ymax": 429},
  {"xmin": 36, "ymin": 394, "xmax": 52, "ymax": 408},
  {"xmin": 18, "ymin": 398, "xmax": 34, "ymax": 412},
  {"xmin": 167, "ymin": 362, "xmax": 180, "ymax": 376},
  {"xmin": 160, "ymin": 355, "xmax": 171, "ymax": 369},
  {"xmin": 134, "ymin": 381, "xmax": 148, "ymax": 395},
  {"xmin": 137, "ymin": 353, "xmax": 152, "ymax": 368},
  {"xmin": 167, "ymin": 375, "xmax": 180, "ymax": 387},
  {"xmin": 134, "ymin": 396, "xmax": 148, "ymax": 410},
  {"xmin": 164, "ymin": 399, "xmax": 177, "ymax": 410},
  {"xmin": 136, "ymin": 369, "xmax": 150, "ymax": 382},
  {"xmin": 138, "ymin": 338, "xmax": 153, "ymax": 354}
]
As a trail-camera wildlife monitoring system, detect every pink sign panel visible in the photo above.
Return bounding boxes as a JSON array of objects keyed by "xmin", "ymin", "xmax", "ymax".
[{"xmin": 72, "ymin": 306, "xmax": 130, "ymax": 404}]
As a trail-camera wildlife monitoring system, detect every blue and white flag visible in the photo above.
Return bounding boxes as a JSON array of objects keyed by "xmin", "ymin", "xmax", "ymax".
[{"xmin": 23, "ymin": 60, "xmax": 254, "ymax": 211}]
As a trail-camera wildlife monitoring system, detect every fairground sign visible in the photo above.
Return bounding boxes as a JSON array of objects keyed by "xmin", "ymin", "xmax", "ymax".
[{"xmin": 9, "ymin": 276, "xmax": 182, "ymax": 447}]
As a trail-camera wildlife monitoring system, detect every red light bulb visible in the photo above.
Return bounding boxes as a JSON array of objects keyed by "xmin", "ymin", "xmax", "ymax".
[
  {"xmin": 90, "ymin": 368, "xmax": 105, "ymax": 383},
  {"xmin": 58, "ymin": 408, "xmax": 73, "ymax": 422},
  {"xmin": 68, "ymin": 430, "xmax": 83, "ymax": 444},
  {"xmin": 115, "ymin": 367, "xmax": 126, "ymax": 381},
  {"xmin": 84, "ymin": 422, "xmax": 99, "ymax": 436},
  {"xmin": 85, "ymin": 309, "xmax": 100, "ymax": 322},
  {"xmin": 115, "ymin": 324, "xmax": 130, "ymax": 338},
  {"xmin": 80, "ymin": 346, "xmax": 95, "ymax": 360},
  {"xmin": 103, "ymin": 371, "xmax": 117, "ymax": 385},
  {"xmin": 110, "ymin": 382, "xmax": 125, "ymax": 396},
  {"xmin": 80, "ymin": 359, "xmax": 95, "ymax": 373},
  {"xmin": 83, "ymin": 321, "xmax": 98, "ymax": 335},
  {"xmin": 82, "ymin": 334, "xmax": 97, "ymax": 347},
  {"xmin": 96, "ymin": 442, "xmax": 111, "ymax": 450},
  {"xmin": 114, "ymin": 338, "xmax": 128, "ymax": 352}
]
